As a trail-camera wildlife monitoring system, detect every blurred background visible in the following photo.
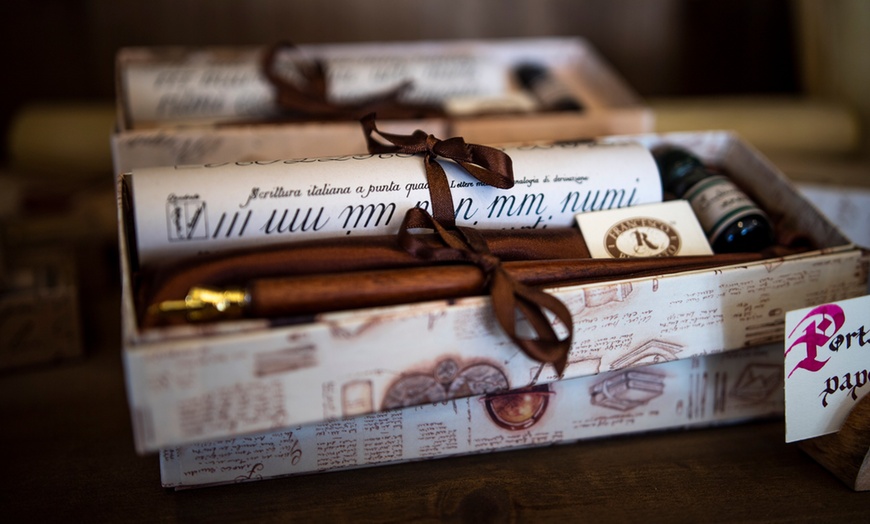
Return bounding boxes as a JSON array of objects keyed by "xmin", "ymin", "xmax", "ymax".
[
  {"xmin": 2, "ymin": 0, "xmax": 869, "ymax": 174},
  {"xmin": 0, "ymin": 0, "xmax": 867, "ymax": 368},
  {"xmin": 2, "ymin": 1, "xmax": 870, "ymax": 152}
]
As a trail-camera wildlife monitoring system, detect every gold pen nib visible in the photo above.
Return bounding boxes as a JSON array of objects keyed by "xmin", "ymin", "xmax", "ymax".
[{"xmin": 151, "ymin": 286, "xmax": 249, "ymax": 322}]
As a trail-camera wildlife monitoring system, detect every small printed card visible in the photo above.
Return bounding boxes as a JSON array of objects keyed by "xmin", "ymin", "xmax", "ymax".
[
  {"xmin": 575, "ymin": 200, "xmax": 713, "ymax": 258},
  {"xmin": 784, "ymin": 294, "xmax": 870, "ymax": 443}
]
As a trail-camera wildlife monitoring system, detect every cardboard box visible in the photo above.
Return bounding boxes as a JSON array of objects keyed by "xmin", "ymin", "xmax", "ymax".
[
  {"xmin": 111, "ymin": 38, "xmax": 652, "ymax": 173},
  {"xmin": 118, "ymin": 131, "xmax": 868, "ymax": 453},
  {"xmin": 159, "ymin": 343, "xmax": 785, "ymax": 489}
]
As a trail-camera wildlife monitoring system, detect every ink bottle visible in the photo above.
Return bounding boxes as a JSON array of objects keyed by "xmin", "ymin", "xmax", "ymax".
[
  {"xmin": 514, "ymin": 63, "xmax": 583, "ymax": 112},
  {"xmin": 653, "ymin": 146, "xmax": 775, "ymax": 253}
]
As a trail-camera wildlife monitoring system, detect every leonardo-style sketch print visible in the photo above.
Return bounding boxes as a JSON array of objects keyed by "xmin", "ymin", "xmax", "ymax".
[
  {"xmin": 729, "ymin": 363, "xmax": 782, "ymax": 403},
  {"xmin": 482, "ymin": 384, "xmax": 555, "ymax": 431},
  {"xmin": 589, "ymin": 368, "xmax": 666, "ymax": 411},
  {"xmin": 564, "ymin": 282, "xmax": 634, "ymax": 314},
  {"xmin": 610, "ymin": 339, "xmax": 683, "ymax": 370},
  {"xmin": 382, "ymin": 358, "xmax": 509, "ymax": 410},
  {"xmin": 341, "ymin": 380, "xmax": 374, "ymax": 417},
  {"xmin": 744, "ymin": 317, "xmax": 786, "ymax": 347}
]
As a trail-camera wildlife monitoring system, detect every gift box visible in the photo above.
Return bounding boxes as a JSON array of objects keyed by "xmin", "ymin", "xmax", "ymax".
[
  {"xmin": 111, "ymin": 38, "xmax": 652, "ymax": 174},
  {"xmin": 159, "ymin": 343, "xmax": 785, "ymax": 489},
  {"xmin": 117, "ymin": 130, "xmax": 868, "ymax": 454}
]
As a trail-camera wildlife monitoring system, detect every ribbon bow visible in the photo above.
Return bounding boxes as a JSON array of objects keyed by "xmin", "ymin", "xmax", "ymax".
[
  {"xmin": 362, "ymin": 114, "xmax": 572, "ymax": 375},
  {"xmin": 361, "ymin": 113, "xmax": 514, "ymax": 227}
]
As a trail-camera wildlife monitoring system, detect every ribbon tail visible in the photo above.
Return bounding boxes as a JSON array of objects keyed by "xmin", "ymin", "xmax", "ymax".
[
  {"xmin": 423, "ymin": 154, "xmax": 456, "ymax": 228},
  {"xmin": 457, "ymin": 144, "xmax": 514, "ymax": 189},
  {"xmin": 361, "ymin": 113, "xmax": 429, "ymax": 154},
  {"xmin": 490, "ymin": 270, "xmax": 573, "ymax": 376},
  {"xmin": 261, "ymin": 42, "xmax": 340, "ymax": 115}
]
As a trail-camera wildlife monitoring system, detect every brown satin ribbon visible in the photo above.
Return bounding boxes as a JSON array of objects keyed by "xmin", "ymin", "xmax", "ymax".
[
  {"xmin": 398, "ymin": 207, "xmax": 573, "ymax": 374},
  {"xmin": 361, "ymin": 113, "xmax": 514, "ymax": 226},
  {"xmin": 362, "ymin": 114, "xmax": 571, "ymax": 374},
  {"xmin": 261, "ymin": 42, "xmax": 435, "ymax": 120}
]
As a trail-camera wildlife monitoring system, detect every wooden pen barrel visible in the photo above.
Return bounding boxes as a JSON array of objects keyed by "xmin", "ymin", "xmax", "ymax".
[
  {"xmin": 249, "ymin": 265, "xmax": 486, "ymax": 317},
  {"xmin": 246, "ymin": 253, "xmax": 766, "ymax": 318}
]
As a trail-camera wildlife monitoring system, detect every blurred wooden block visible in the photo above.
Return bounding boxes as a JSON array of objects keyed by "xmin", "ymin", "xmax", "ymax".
[
  {"xmin": 7, "ymin": 102, "xmax": 116, "ymax": 179},
  {"xmin": 650, "ymin": 96, "xmax": 862, "ymax": 156},
  {"xmin": 798, "ymin": 394, "xmax": 870, "ymax": 491}
]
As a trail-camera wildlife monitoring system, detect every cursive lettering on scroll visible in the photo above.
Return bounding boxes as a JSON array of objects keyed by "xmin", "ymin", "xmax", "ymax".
[{"xmin": 132, "ymin": 141, "xmax": 662, "ymax": 265}]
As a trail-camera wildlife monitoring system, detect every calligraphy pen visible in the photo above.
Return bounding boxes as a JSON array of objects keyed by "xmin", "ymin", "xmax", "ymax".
[{"xmin": 140, "ymin": 226, "xmax": 592, "ymax": 319}]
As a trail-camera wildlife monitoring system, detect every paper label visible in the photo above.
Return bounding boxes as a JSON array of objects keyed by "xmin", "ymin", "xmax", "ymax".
[
  {"xmin": 784, "ymin": 294, "xmax": 870, "ymax": 442},
  {"xmin": 130, "ymin": 141, "xmax": 662, "ymax": 266},
  {"xmin": 123, "ymin": 53, "xmax": 506, "ymax": 125},
  {"xmin": 575, "ymin": 200, "xmax": 713, "ymax": 258}
]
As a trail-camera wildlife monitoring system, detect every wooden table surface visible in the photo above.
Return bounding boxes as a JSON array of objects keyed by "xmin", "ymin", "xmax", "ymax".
[{"xmin": 3, "ymin": 265, "xmax": 867, "ymax": 523}]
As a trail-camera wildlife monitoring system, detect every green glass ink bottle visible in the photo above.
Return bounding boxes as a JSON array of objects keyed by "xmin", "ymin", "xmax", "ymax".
[{"xmin": 654, "ymin": 146, "xmax": 775, "ymax": 253}]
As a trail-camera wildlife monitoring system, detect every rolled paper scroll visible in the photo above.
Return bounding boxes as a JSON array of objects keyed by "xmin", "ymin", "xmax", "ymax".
[{"xmin": 129, "ymin": 140, "xmax": 662, "ymax": 266}]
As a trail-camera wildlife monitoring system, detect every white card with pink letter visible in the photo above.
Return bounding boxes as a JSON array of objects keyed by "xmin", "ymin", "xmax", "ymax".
[{"xmin": 784, "ymin": 294, "xmax": 870, "ymax": 442}]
